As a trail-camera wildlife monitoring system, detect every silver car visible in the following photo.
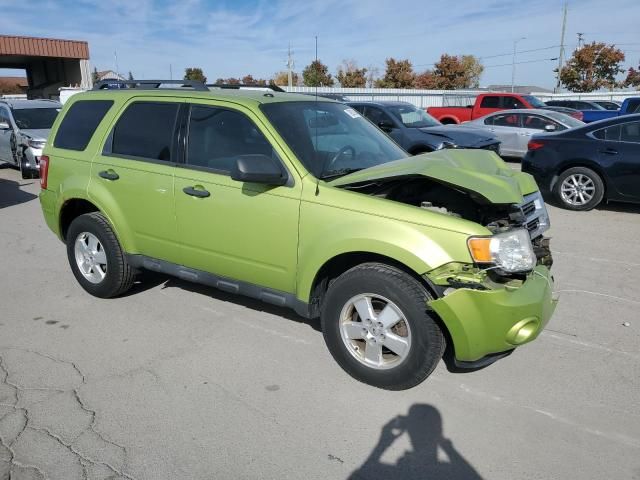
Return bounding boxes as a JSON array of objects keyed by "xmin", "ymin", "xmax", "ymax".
[
  {"xmin": 0, "ymin": 99, "xmax": 61, "ymax": 178},
  {"xmin": 466, "ymin": 109, "xmax": 584, "ymax": 158}
]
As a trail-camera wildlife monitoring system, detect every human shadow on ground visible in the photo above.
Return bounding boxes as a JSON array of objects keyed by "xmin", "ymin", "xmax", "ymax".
[{"xmin": 349, "ymin": 404, "xmax": 483, "ymax": 480}]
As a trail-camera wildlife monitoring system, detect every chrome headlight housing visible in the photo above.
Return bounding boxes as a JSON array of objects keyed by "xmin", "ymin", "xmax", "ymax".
[{"xmin": 468, "ymin": 229, "xmax": 536, "ymax": 273}]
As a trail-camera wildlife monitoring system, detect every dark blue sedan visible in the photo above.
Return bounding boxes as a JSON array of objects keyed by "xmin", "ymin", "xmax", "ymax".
[
  {"xmin": 522, "ymin": 114, "xmax": 640, "ymax": 210},
  {"xmin": 348, "ymin": 101, "xmax": 500, "ymax": 154}
]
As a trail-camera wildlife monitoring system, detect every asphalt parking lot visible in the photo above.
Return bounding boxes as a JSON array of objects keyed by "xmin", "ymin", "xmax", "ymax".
[{"xmin": 1, "ymin": 164, "xmax": 639, "ymax": 480}]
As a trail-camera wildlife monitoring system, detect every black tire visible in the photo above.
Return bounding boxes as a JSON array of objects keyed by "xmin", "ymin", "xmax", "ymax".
[
  {"xmin": 66, "ymin": 212, "xmax": 136, "ymax": 298},
  {"xmin": 553, "ymin": 166, "xmax": 604, "ymax": 211},
  {"xmin": 19, "ymin": 151, "xmax": 35, "ymax": 179},
  {"xmin": 321, "ymin": 263, "xmax": 445, "ymax": 390},
  {"xmin": 9, "ymin": 132, "xmax": 19, "ymax": 167}
]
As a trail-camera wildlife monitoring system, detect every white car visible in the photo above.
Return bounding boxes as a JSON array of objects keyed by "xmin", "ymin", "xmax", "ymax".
[
  {"xmin": 0, "ymin": 99, "xmax": 61, "ymax": 178},
  {"xmin": 465, "ymin": 109, "xmax": 584, "ymax": 159}
]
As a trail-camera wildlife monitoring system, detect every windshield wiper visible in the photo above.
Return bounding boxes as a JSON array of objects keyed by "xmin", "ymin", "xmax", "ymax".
[{"xmin": 319, "ymin": 167, "xmax": 364, "ymax": 180}]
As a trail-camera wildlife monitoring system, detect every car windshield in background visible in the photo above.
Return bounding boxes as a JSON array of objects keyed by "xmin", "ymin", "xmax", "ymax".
[
  {"xmin": 388, "ymin": 105, "xmax": 441, "ymax": 128},
  {"xmin": 546, "ymin": 111, "xmax": 585, "ymax": 128},
  {"xmin": 522, "ymin": 96, "xmax": 547, "ymax": 108},
  {"xmin": 12, "ymin": 108, "xmax": 60, "ymax": 130},
  {"xmin": 261, "ymin": 101, "xmax": 408, "ymax": 180}
]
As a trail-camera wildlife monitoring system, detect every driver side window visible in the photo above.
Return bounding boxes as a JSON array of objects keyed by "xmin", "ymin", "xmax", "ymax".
[{"xmin": 364, "ymin": 107, "xmax": 395, "ymax": 128}]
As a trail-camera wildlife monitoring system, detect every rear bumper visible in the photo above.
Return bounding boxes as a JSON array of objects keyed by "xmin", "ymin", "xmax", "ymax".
[
  {"xmin": 429, "ymin": 265, "xmax": 557, "ymax": 362},
  {"xmin": 39, "ymin": 188, "xmax": 60, "ymax": 238}
]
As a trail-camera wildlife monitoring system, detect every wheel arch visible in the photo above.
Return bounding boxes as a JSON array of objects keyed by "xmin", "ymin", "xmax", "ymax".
[
  {"xmin": 59, "ymin": 198, "xmax": 100, "ymax": 241},
  {"xmin": 439, "ymin": 116, "xmax": 460, "ymax": 125}
]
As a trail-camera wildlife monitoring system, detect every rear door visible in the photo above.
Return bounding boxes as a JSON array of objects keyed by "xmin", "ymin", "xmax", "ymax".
[
  {"xmin": 596, "ymin": 121, "xmax": 640, "ymax": 200},
  {"xmin": 173, "ymin": 101, "xmax": 300, "ymax": 293},
  {"xmin": 484, "ymin": 112, "xmax": 522, "ymax": 156},
  {"xmin": 475, "ymin": 95, "xmax": 503, "ymax": 118},
  {"xmin": 518, "ymin": 113, "xmax": 563, "ymax": 157},
  {"xmin": 89, "ymin": 99, "xmax": 181, "ymax": 262}
]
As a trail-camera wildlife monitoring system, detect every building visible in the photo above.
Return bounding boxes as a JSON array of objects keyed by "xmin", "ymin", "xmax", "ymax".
[
  {"xmin": 95, "ymin": 70, "xmax": 126, "ymax": 82},
  {"xmin": 0, "ymin": 34, "xmax": 92, "ymax": 99},
  {"xmin": 486, "ymin": 84, "xmax": 553, "ymax": 94}
]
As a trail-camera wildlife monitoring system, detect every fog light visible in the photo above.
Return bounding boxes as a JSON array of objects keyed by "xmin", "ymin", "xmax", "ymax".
[{"xmin": 506, "ymin": 317, "xmax": 540, "ymax": 345}]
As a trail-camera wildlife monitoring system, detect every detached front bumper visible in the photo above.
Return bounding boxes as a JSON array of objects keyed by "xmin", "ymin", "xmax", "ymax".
[{"xmin": 428, "ymin": 265, "xmax": 557, "ymax": 363}]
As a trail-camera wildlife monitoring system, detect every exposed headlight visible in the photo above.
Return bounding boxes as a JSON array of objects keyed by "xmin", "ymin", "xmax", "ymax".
[
  {"xmin": 438, "ymin": 141, "xmax": 457, "ymax": 149},
  {"xmin": 28, "ymin": 139, "xmax": 46, "ymax": 149},
  {"xmin": 468, "ymin": 229, "xmax": 536, "ymax": 273}
]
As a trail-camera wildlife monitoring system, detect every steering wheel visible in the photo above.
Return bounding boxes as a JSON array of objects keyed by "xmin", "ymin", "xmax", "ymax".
[{"xmin": 325, "ymin": 145, "xmax": 356, "ymax": 172}]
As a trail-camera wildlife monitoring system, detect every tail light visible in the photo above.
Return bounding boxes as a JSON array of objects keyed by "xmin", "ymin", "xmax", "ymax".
[
  {"xmin": 527, "ymin": 140, "xmax": 546, "ymax": 151},
  {"xmin": 39, "ymin": 155, "xmax": 49, "ymax": 189},
  {"xmin": 573, "ymin": 111, "xmax": 584, "ymax": 121}
]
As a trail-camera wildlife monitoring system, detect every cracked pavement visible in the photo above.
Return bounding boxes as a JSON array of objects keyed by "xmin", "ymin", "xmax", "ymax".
[{"xmin": 1, "ymin": 166, "xmax": 639, "ymax": 479}]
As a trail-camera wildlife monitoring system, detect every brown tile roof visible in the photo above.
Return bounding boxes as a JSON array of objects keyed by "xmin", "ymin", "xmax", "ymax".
[{"xmin": 0, "ymin": 34, "xmax": 89, "ymax": 59}]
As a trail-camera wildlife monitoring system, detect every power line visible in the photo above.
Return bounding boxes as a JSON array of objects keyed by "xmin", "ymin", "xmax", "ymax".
[
  {"xmin": 413, "ymin": 45, "xmax": 560, "ymax": 68},
  {"xmin": 483, "ymin": 57, "xmax": 559, "ymax": 69}
]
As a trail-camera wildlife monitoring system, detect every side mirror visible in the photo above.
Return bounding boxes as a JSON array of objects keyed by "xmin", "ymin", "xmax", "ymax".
[
  {"xmin": 0, "ymin": 121, "xmax": 10, "ymax": 130},
  {"xmin": 377, "ymin": 121, "xmax": 395, "ymax": 132},
  {"xmin": 230, "ymin": 154, "xmax": 287, "ymax": 186},
  {"xmin": 544, "ymin": 124, "xmax": 557, "ymax": 132}
]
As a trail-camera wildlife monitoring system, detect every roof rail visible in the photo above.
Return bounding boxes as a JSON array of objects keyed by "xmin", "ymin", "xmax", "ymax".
[
  {"xmin": 207, "ymin": 83, "xmax": 285, "ymax": 93},
  {"xmin": 92, "ymin": 80, "xmax": 208, "ymax": 91}
]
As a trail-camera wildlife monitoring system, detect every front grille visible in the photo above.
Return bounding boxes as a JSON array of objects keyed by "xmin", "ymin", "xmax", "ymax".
[
  {"xmin": 517, "ymin": 192, "xmax": 550, "ymax": 239},
  {"xmin": 521, "ymin": 201, "xmax": 536, "ymax": 217},
  {"xmin": 526, "ymin": 218, "xmax": 539, "ymax": 233}
]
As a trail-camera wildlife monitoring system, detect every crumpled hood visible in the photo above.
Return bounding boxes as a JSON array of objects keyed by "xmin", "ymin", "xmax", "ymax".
[
  {"xmin": 328, "ymin": 149, "xmax": 539, "ymax": 204},
  {"xmin": 19, "ymin": 129, "xmax": 50, "ymax": 142},
  {"xmin": 418, "ymin": 125, "xmax": 496, "ymax": 147}
]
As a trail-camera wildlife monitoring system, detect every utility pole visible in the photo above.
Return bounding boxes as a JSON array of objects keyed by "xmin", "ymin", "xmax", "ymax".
[
  {"xmin": 114, "ymin": 50, "xmax": 119, "ymax": 77},
  {"xmin": 555, "ymin": 2, "xmax": 568, "ymax": 92},
  {"xmin": 286, "ymin": 43, "xmax": 295, "ymax": 88},
  {"xmin": 511, "ymin": 37, "xmax": 526, "ymax": 93},
  {"xmin": 169, "ymin": 64, "xmax": 173, "ymax": 80}
]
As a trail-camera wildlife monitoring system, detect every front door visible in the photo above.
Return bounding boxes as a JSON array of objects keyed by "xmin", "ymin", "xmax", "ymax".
[
  {"xmin": 89, "ymin": 99, "xmax": 180, "ymax": 262},
  {"xmin": 173, "ymin": 103, "xmax": 300, "ymax": 293},
  {"xmin": 363, "ymin": 106, "xmax": 405, "ymax": 147},
  {"xmin": 598, "ymin": 120, "xmax": 640, "ymax": 200},
  {"xmin": 0, "ymin": 106, "xmax": 15, "ymax": 163}
]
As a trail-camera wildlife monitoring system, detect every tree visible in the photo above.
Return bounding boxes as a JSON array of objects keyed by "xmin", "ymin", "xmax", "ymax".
[
  {"xmin": 302, "ymin": 60, "xmax": 334, "ymax": 87},
  {"xmin": 460, "ymin": 55, "xmax": 483, "ymax": 88},
  {"xmin": 241, "ymin": 74, "xmax": 267, "ymax": 85},
  {"xmin": 559, "ymin": 42, "xmax": 625, "ymax": 92},
  {"xmin": 414, "ymin": 70, "xmax": 440, "ymax": 89},
  {"xmin": 336, "ymin": 60, "xmax": 367, "ymax": 87},
  {"xmin": 273, "ymin": 71, "xmax": 299, "ymax": 86},
  {"xmin": 0, "ymin": 79, "xmax": 24, "ymax": 94},
  {"xmin": 375, "ymin": 58, "xmax": 415, "ymax": 88},
  {"xmin": 184, "ymin": 67, "xmax": 207, "ymax": 83},
  {"xmin": 415, "ymin": 54, "xmax": 484, "ymax": 90},
  {"xmin": 92, "ymin": 67, "xmax": 100, "ymax": 84},
  {"xmin": 625, "ymin": 66, "xmax": 640, "ymax": 89},
  {"xmin": 127, "ymin": 71, "xmax": 134, "ymax": 81}
]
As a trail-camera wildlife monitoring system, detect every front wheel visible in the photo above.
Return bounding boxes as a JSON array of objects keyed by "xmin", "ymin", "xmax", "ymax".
[
  {"xmin": 66, "ymin": 212, "xmax": 136, "ymax": 298},
  {"xmin": 321, "ymin": 263, "xmax": 445, "ymax": 390},
  {"xmin": 553, "ymin": 166, "xmax": 604, "ymax": 211}
]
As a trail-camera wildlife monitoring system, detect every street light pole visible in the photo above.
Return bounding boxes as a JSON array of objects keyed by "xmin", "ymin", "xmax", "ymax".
[{"xmin": 511, "ymin": 37, "xmax": 526, "ymax": 93}]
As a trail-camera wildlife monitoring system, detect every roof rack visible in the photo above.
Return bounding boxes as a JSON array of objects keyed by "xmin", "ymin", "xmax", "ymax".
[
  {"xmin": 92, "ymin": 80, "xmax": 208, "ymax": 91},
  {"xmin": 207, "ymin": 83, "xmax": 285, "ymax": 93}
]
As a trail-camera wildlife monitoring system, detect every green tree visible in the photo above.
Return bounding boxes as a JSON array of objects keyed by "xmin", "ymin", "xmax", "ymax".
[
  {"xmin": 336, "ymin": 60, "xmax": 367, "ymax": 87},
  {"xmin": 184, "ymin": 67, "xmax": 207, "ymax": 83},
  {"xmin": 241, "ymin": 75, "xmax": 267, "ymax": 86},
  {"xmin": 559, "ymin": 42, "xmax": 625, "ymax": 92},
  {"xmin": 375, "ymin": 58, "xmax": 415, "ymax": 88},
  {"xmin": 302, "ymin": 60, "xmax": 334, "ymax": 87},
  {"xmin": 415, "ymin": 54, "xmax": 484, "ymax": 90}
]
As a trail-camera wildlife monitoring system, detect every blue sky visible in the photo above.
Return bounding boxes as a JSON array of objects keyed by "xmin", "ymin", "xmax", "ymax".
[{"xmin": 1, "ymin": 0, "xmax": 639, "ymax": 88}]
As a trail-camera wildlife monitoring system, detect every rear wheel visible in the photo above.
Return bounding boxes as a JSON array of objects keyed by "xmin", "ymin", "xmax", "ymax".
[
  {"xmin": 553, "ymin": 166, "xmax": 604, "ymax": 211},
  {"xmin": 321, "ymin": 263, "xmax": 445, "ymax": 390},
  {"xmin": 66, "ymin": 212, "xmax": 136, "ymax": 298}
]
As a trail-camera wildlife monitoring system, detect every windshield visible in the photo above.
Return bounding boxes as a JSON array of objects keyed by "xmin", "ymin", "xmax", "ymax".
[
  {"xmin": 387, "ymin": 104, "xmax": 441, "ymax": 128},
  {"xmin": 261, "ymin": 101, "xmax": 408, "ymax": 180},
  {"xmin": 522, "ymin": 96, "xmax": 547, "ymax": 108},
  {"xmin": 546, "ymin": 111, "xmax": 584, "ymax": 128},
  {"xmin": 12, "ymin": 108, "xmax": 60, "ymax": 130}
]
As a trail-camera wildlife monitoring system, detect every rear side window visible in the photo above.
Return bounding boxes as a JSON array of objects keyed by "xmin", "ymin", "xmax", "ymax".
[
  {"xmin": 54, "ymin": 100, "xmax": 113, "ymax": 151},
  {"xmin": 480, "ymin": 96, "xmax": 500, "ymax": 108},
  {"xmin": 593, "ymin": 125, "xmax": 621, "ymax": 141},
  {"xmin": 620, "ymin": 122, "xmax": 640, "ymax": 143},
  {"xmin": 111, "ymin": 102, "xmax": 179, "ymax": 162}
]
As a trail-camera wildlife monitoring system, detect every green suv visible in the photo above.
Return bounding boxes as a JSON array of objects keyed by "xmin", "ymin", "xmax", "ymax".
[{"xmin": 39, "ymin": 81, "xmax": 557, "ymax": 390}]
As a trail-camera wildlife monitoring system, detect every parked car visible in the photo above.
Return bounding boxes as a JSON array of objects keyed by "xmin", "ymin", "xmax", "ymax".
[
  {"xmin": 348, "ymin": 101, "xmax": 500, "ymax": 154},
  {"xmin": 39, "ymin": 81, "xmax": 556, "ymax": 390},
  {"xmin": 426, "ymin": 93, "xmax": 549, "ymax": 124},
  {"xmin": 0, "ymin": 99, "xmax": 61, "ymax": 178},
  {"xmin": 522, "ymin": 114, "xmax": 640, "ymax": 210},
  {"xmin": 541, "ymin": 105, "xmax": 584, "ymax": 121},
  {"xmin": 545, "ymin": 98, "xmax": 640, "ymax": 123},
  {"xmin": 545, "ymin": 99, "xmax": 605, "ymax": 111},
  {"xmin": 465, "ymin": 109, "xmax": 584, "ymax": 158},
  {"xmin": 593, "ymin": 100, "xmax": 621, "ymax": 111}
]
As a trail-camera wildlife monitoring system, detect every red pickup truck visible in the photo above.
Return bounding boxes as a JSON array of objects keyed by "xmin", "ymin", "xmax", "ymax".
[{"xmin": 427, "ymin": 93, "xmax": 549, "ymax": 124}]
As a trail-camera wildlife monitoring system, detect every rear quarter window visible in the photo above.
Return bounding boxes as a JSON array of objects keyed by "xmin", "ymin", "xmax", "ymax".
[{"xmin": 54, "ymin": 100, "xmax": 113, "ymax": 151}]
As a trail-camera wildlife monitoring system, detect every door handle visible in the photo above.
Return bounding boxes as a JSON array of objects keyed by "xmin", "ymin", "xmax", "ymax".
[
  {"xmin": 98, "ymin": 170, "xmax": 119, "ymax": 181},
  {"xmin": 599, "ymin": 148, "xmax": 618, "ymax": 155},
  {"xmin": 183, "ymin": 186, "xmax": 210, "ymax": 198}
]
